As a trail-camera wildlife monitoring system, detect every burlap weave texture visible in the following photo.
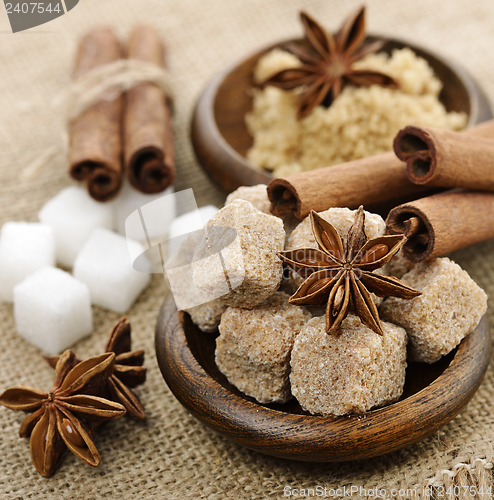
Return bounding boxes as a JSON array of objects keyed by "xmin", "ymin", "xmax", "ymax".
[{"xmin": 0, "ymin": 1, "xmax": 493, "ymax": 498}]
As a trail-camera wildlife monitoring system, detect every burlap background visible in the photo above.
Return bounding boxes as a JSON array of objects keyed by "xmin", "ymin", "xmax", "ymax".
[{"xmin": 1, "ymin": 0, "xmax": 494, "ymax": 498}]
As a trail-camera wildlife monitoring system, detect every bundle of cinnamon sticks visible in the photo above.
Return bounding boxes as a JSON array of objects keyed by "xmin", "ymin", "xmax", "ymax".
[
  {"xmin": 267, "ymin": 119, "xmax": 494, "ymax": 262},
  {"xmin": 69, "ymin": 26, "xmax": 175, "ymax": 202}
]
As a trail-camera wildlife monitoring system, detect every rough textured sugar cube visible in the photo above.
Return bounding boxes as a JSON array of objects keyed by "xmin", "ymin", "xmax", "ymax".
[
  {"xmin": 215, "ymin": 292, "xmax": 310, "ymax": 403},
  {"xmin": 166, "ymin": 232, "xmax": 226, "ymax": 332},
  {"xmin": 38, "ymin": 186, "xmax": 114, "ymax": 267},
  {"xmin": 13, "ymin": 267, "xmax": 92, "ymax": 354},
  {"xmin": 225, "ymin": 184, "xmax": 299, "ymax": 243},
  {"xmin": 226, "ymin": 184, "xmax": 272, "ymax": 214},
  {"xmin": 73, "ymin": 229, "xmax": 150, "ymax": 313},
  {"xmin": 384, "ymin": 249, "xmax": 416, "ymax": 279},
  {"xmin": 0, "ymin": 222, "xmax": 55, "ymax": 301},
  {"xmin": 188, "ymin": 299, "xmax": 227, "ymax": 334},
  {"xmin": 193, "ymin": 200, "xmax": 285, "ymax": 308},
  {"xmin": 290, "ymin": 315, "xmax": 407, "ymax": 416},
  {"xmin": 287, "ymin": 207, "xmax": 386, "ymax": 251},
  {"xmin": 257, "ymin": 291, "xmax": 312, "ymax": 330},
  {"xmin": 380, "ymin": 257, "xmax": 487, "ymax": 363}
]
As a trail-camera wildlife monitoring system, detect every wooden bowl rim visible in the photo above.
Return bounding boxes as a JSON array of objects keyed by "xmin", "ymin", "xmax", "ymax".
[
  {"xmin": 155, "ymin": 295, "xmax": 491, "ymax": 462},
  {"xmin": 191, "ymin": 34, "xmax": 493, "ymax": 192}
]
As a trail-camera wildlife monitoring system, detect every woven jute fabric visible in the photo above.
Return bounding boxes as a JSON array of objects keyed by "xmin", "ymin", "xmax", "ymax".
[{"xmin": 1, "ymin": 0, "xmax": 494, "ymax": 498}]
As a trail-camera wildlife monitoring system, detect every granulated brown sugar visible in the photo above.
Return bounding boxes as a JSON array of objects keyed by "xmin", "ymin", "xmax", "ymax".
[{"xmin": 247, "ymin": 48, "xmax": 467, "ymax": 176}]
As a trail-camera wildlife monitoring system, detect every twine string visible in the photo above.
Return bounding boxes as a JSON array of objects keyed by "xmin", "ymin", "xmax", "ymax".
[
  {"xmin": 21, "ymin": 59, "xmax": 173, "ymax": 181},
  {"xmin": 66, "ymin": 59, "xmax": 173, "ymax": 122}
]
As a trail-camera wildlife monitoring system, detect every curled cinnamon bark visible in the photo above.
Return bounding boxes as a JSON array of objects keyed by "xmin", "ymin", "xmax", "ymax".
[
  {"xmin": 267, "ymin": 152, "xmax": 434, "ymax": 219},
  {"xmin": 267, "ymin": 119, "xmax": 494, "ymax": 219},
  {"xmin": 124, "ymin": 26, "xmax": 175, "ymax": 193},
  {"xmin": 394, "ymin": 125, "xmax": 494, "ymax": 190},
  {"xmin": 69, "ymin": 27, "xmax": 123, "ymax": 201},
  {"xmin": 386, "ymin": 191, "xmax": 494, "ymax": 262}
]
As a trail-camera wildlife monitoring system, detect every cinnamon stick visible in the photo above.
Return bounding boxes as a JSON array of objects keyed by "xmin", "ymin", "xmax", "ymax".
[
  {"xmin": 267, "ymin": 152, "xmax": 432, "ymax": 219},
  {"xmin": 394, "ymin": 125, "xmax": 494, "ymax": 190},
  {"xmin": 267, "ymin": 119, "xmax": 494, "ymax": 219},
  {"xmin": 124, "ymin": 26, "xmax": 175, "ymax": 193},
  {"xmin": 69, "ymin": 27, "xmax": 123, "ymax": 202},
  {"xmin": 386, "ymin": 190, "xmax": 494, "ymax": 262}
]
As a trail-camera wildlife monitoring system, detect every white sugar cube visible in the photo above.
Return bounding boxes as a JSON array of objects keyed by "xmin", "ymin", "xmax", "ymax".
[
  {"xmin": 0, "ymin": 222, "xmax": 55, "ymax": 302},
  {"xmin": 114, "ymin": 182, "xmax": 175, "ymax": 241},
  {"xmin": 169, "ymin": 205, "xmax": 219, "ymax": 239},
  {"xmin": 73, "ymin": 228, "xmax": 150, "ymax": 313},
  {"xmin": 38, "ymin": 186, "xmax": 114, "ymax": 267},
  {"xmin": 167, "ymin": 205, "xmax": 219, "ymax": 258},
  {"xmin": 14, "ymin": 267, "xmax": 92, "ymax": 354}
]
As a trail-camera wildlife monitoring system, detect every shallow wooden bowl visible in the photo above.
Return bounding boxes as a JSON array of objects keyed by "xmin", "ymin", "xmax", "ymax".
[
  {"xmin": 191, "ymin": 36, "xmax": 493, "ymax": 194},
  {"xmin": 156, "ymin": 296, "xmax": 491, "ymax": 462}
]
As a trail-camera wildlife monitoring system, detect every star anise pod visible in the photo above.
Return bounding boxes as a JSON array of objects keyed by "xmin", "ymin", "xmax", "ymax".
[
  {"xmin": 0, "ymin": 350, "xmax": 126, "ymax": 477},
  {"xmin": 278, "ymin": 207, "xmax": 421, "ymax": 335},
  {"xmin": 46, "ymin": 317, "xmax": 147, "ymax": 420},
  {"xmin": 262, "ymin": 6, "xmax": 398, "ymax": 118},
  {"xmin": 103, "ymin": 317, "xmax": 146, "ymax": 420}
]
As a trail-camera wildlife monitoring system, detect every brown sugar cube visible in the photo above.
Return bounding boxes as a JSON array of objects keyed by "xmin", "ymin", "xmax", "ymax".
[
  {"xmin": 226, "ymin": 184, "xmax": 299, "ymax": 243},
  {"xmin": 193, "ymin": 200, "xmax": 285, "ymax": 308},
  {"xmin": 290, "ymin": 315, "xmax": 407, "ymax": 416},
  {"xmin": 165, "ymin": 232, "xmax": 226, "ymax": 332},
  {"xmin": 380, "ymin": 257, "xmax": 487, "ymax": 363},
  {"xmin": 255, "ymin": 291, "xmax": 311, "ymax": 330},
  {"xmin": 253, "ymin": 48, "xmax": 301, "ymax": 83},
  {"xmin": 187, "ymin": 299, "xmax": 227, "ymax": 333},
  {"xmin": 215, "ymin": 292, "xmax": 310, "ymax": 403},
  {"xmin": 225, "ymin": 184, "xmax": 271, "ymax": 214},
  {"xmin": 383, "ymin": 249, "xmax": 416, "ymax": 279}
]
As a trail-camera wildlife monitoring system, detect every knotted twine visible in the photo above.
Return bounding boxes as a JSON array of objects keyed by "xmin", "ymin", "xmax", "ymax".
[{"xmin": 20, "ymin": 58, "xmax": 173, "ymax": 181}]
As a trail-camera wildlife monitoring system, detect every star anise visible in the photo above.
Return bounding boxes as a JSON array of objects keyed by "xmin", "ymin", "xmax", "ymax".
[
  {"xmin": 46, "ymin": 318, "xmax": 147, "ymax": 420},
  {"xmin": 103, "ymin": 318, "xmax": 147, "ymax": 420},
  {"xmin": 0, "ymin": 350, "xmax": 126, "ymax": 477},
  {"xmin": 278, "ymin": 207, "xmax": 421, "ymax": 335},
  {"xmin": 262, "ymin": 6, "xmax": 398, "ymax": 118}
]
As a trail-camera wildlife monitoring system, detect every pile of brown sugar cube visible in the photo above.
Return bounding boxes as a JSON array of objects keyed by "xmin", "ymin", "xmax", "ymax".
[{"xmin": 167, "ymin": 185, "xmax": 487, "ymax": 416}]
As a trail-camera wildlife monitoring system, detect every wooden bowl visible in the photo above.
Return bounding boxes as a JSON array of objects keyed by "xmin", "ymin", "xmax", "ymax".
[
  {"xmin": 191, "ymin": 36, "xmax": 493, "ymax": 194},
  {"xmin": 155, "ymin": 296, "xmax": 491, "ymax": 462}
]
